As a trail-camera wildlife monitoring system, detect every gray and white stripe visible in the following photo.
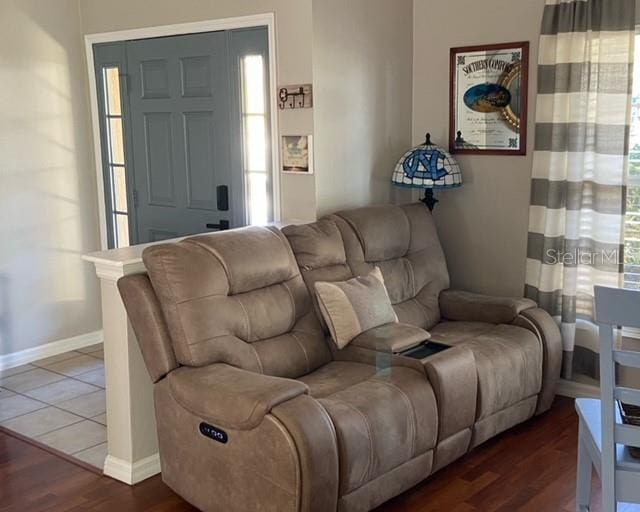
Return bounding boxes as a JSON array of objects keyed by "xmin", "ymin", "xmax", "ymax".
[{"xmin": 525, "ymin": 0, "xmax": 634, "ymax": 379}]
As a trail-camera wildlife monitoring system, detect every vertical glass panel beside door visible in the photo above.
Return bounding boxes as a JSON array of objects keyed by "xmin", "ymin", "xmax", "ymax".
[
  {"xmin": 241, "ymin": 54, "xmax": 269, "ymax": 225},
  {"xmin": 625, "ymin": 33, "xmax": 640, "ymax": 290},
  {"xmin": 230, "ymin": 26, "xmax": 272, "ymax": 227},
  {"xmin": 93, "ymin": 41, "xmax": 136, "ymax": 249},
  {"xmin": 102, "ymin": 67, "xmax": 130, "ymax": 248}
]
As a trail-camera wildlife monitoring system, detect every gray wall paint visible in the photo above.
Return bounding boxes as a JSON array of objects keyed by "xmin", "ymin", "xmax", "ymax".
[
  {"xmin": 412, "ymin": 0, "xmax": 546, "ymax": 297},
  {"xmin": 312, "ymin": 0, "xmax": 414, "ymax": 216},
  {"xmin": 79, "ymin": 0, "xmax": 318, "ymax": 224},
  {"xmin": 0, "ymin": 0, "xmax": 102, "ymax": 355}
]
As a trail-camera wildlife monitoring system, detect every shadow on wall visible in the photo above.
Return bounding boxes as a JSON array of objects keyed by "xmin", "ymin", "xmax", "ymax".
[{"xmin": 0, "ymin": 0, "xmax": 102, "ymax": 356}]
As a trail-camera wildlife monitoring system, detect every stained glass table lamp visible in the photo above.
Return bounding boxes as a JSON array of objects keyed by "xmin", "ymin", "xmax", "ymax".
[{"xmin": 391, "ymin": 133, "xmax": 462, "ymax": 210}]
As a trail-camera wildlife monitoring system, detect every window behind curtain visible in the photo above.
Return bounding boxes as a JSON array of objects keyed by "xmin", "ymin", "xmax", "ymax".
[{"xmin": 625, "ymin": 33, "xmax": 640, "ymax": 289}]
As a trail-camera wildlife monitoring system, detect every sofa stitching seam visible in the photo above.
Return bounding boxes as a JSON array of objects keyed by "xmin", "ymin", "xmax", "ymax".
[
  {"xmin": 278, "ymin": 226, "xmax": 303, "ymax": 277},
  {"xmin": 264, "ymin": 415, "xmax": 301, "ymax": 511},
  {"xmin": 406, "ymin": 257, "xmax": 417, "ymax": 299},
  {"xmin": 157, "ymin": 254, "xmax": 193, "ymax": 363},
  {"xmin": 232, "ymin": 297, "xmax": 263, "ymax": 373},
  {"xmin": 329, "ymin": 397, "xmax": 375, "ymax": 488},
  {"xmin": 249, "ymin": 343, "xmax": 264, "ymax": 374},
  {"xmin": 184, "ymin": 239, "xmax": 233, "ymax": 289},
  {"xmin": 171, "ymin": 275, "xmax": 302, "ymax": 305},
  {"xmin": 337, "ymin": 214, "xmax": 369, "ymax": 261},
  {"xmin": 377, "ymin": 379, "xmax": 417, "ymax": 458},
  {"xmin": 186, "ymin": 333, "xmax": 238, "ymax": 346},
  {"xmin": 282, "ymin": 280, "xmax": 297, "ymax": 331},
  {"xmin": 168, "ymin": 383, "xmax": 260, "ymax": 430},
  {"xmin": 412, "ymin": 297, "xmax": 429, "ymax": 326},
  {"xmin": 233, "ymin": 296, "xmax": 252, "ymax": 341},
  {"xmin": 266, "ymin": 226, "xmax": 300, "ymax": 282},
  {"xmin": 290, "ymin": 331, "xmax": 311, "ymax": 374}
]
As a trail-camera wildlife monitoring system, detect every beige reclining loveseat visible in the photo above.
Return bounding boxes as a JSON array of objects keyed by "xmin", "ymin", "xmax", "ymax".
[{"xmin": 118, "ymin": 203, "xmax": 561, "ymax": 512}]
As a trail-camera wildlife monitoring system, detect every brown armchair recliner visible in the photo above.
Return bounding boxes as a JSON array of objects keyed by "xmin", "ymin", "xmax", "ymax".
[{"xmin": 118, "ymin": 203, "xmax": 561, "ymax": 512}]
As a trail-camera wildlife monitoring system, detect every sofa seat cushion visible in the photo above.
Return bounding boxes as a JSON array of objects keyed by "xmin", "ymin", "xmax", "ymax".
[
  {"xmin": 300, "ymin": 361, "xmax": 437, "ymax": 495},
  {"xmin": 430, "ymin": 321, "xmax": 542, "ymax": 421}
]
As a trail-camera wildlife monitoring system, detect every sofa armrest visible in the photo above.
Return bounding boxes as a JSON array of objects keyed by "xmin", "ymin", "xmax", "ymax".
[
  {"xmin": 513, "ymin": 308, "xmax": 562, "ymax": 414},
  {"xmin": 422, "ymin": 345, "xmax": 477, "ymax": 441},
  {"xmin": 272, "ymin": 396, "xmax": 340, "ymax": 511},
  {"xmin": 350, "ymin": 323, "xmax": 430, "ymax": 353},
  {"xmin": 439, "ymin": 289, "xmax": 536, "ymax": 324},
  {"xmin": 167, "ymin": 363, "xmax": 308, "ymax": 430},
  {"xmin": 155, "ymin": 380, "xmax": 338, "ymax": 512}
]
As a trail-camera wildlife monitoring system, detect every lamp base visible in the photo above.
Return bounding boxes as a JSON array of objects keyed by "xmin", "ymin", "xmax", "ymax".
[{"xmin": 420, "ymin": 189, "xmax": 438, "ymax": 211}]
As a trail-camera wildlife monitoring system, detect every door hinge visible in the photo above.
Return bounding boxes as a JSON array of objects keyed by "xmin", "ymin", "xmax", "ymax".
[{"xmin": 132, "ymin": 189, "xmax": 139, "ymax": 209}]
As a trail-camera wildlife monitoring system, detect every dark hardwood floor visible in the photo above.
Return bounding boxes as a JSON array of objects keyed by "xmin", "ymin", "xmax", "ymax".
[{"xmin": 0, "ymin": 396, "xmax": 602, "ymax": 512}]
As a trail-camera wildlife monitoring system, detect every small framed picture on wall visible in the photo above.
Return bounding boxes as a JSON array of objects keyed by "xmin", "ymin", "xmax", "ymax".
[{"xmin": 281, "ymin": 135, "xmax": 313, "ymax": 174}]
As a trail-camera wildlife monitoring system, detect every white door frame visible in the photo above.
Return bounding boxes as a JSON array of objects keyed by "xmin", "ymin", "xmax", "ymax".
[{"xmin": 85, "ymin": 13, "xmax": 281, "ymax": 250}]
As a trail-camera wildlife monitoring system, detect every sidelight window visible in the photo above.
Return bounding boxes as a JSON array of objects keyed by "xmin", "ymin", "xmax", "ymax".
[
  {"xmin": 241, "ymin": 55, "xmax": 270, "ymax": 226},
  {"xmin": 101, "ymin": 67, "xmax": 130, "ymax": 248}
]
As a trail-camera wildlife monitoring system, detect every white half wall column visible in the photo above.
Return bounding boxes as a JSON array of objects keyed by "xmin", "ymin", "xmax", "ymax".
[{"xmin": 83, "ymin": 246, "xmax": 159, "ymax": 484}]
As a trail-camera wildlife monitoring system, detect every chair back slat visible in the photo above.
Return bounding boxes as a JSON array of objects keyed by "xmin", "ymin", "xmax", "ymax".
[
  {"xmin": 614, "ymin": 387, "xmax": 640, "ymax": 408},
  {"xmin": 615, "ymin": 424, "xmax": 640, "ymax": 448},
  {"xmin": 595, "ymin": 286, "xmax": 640, "ymax": 329},
  {"xmin": 614, "ymin": 350, "xmax": 640, "ymax": 369}
]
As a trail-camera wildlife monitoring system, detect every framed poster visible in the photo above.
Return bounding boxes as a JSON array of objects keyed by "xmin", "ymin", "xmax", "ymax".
[
  {"xmin": 281, "ymin": 135, "xmax": 313, "ymax": 174},
  {"xmin": 449, "ymin": 41, "xmax": 529, "ymax": 155}
]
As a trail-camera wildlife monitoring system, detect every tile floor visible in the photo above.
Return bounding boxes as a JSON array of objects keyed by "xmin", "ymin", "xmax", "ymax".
[{"xmin": 0, "ymin": 343, "xmax": 107, "ymax": 469}]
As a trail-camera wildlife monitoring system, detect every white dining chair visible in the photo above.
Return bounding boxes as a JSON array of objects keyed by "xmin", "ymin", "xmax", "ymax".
[{"xmin": 575, "ymin": 285, "xmax": 640, "ymax": 512}]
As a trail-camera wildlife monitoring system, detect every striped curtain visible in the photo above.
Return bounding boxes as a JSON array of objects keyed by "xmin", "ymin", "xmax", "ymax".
[{"xmin": 525, "ymin": 0, "xmax": 634, "ymax": 380}]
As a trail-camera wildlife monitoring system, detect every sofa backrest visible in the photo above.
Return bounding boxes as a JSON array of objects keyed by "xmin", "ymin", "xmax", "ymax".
[
  {"xmin": 283, "ymin": 203, "xmax": 450, "ymax": 331},
  {"xmin": 328, "ymin": 203, "xmax": 449, "ymax": 330},
  {"xmin": 281, "ymin": 219, "xmax": 353, "ymax": 325},
  {"xmin": 118, "ymin": 273, "xmax": 179, "ymax": 383},
  {"xmin": 142, "ymin": 226, "xmax": 330, "ymax": 378}
]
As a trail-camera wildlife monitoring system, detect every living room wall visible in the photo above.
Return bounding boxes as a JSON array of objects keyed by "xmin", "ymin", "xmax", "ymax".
[
  {"xmin": 412, "ymin": 0, "xmax": 546, "ymax": 297},
  {"xmin": 0, "ymin": 0, "xmax": 576, "ymax": 361},
  {"xmin": 0, "ymin": 0, "xmax": 102, "ymax": 357},
  {"xmin": 80, "ymin": 0, "xmax": 318, "ymax": 223},
  {"xmin": 312, "ymin": 0, "xmax": 414, "ymax": 216}
]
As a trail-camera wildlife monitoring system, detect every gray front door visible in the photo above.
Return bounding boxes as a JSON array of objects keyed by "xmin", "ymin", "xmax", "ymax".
[
  {"xmin": 93, "ymin": 28, "xmax": 269, "ymax": 246},
  {"xmin": 126, "ymin": 31, "xmax": 239, "ymax": 242}
]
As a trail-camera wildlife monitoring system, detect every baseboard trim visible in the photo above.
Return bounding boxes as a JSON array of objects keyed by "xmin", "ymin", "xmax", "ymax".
[
  {"xmin": 0, "ymin": 330, "xmax": 104, "ymax": 371},
  {"xmin": 104, "ymin": 453, "xmax": 161, "ymax": 484},
  {"xmin": 556, "ymin": 378, "xmax": 599, "ymax": 399}
]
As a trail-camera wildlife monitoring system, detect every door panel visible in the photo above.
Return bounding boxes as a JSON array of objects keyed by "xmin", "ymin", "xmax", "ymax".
[
  {"xmin": 126, "ymin": 31, "xmax": 236, "ymax": 242},
  {"xmin": 144, "ymin": 112, "xmax": 175, "ymax": 206},
  {"xmin": 140, "ymin": 59, "xmax": 171, "ymax": 98},
  {"xmin": 180, "ymin": 56, "xmax": 213, "ymax": 97},
  {"xmin": 184, "ymin": 111, "xmax": 217, "ymax": 210}
]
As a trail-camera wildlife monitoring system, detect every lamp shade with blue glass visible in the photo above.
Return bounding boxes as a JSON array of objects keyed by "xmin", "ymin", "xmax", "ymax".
[{"xmin": 392, "ymin": 133, "xmax": 462, "ymax": 211}]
